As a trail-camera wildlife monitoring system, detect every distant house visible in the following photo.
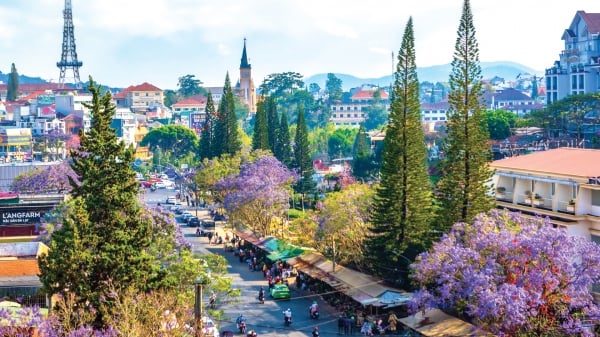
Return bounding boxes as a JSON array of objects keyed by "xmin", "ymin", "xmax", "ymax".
[
  {"xmin": 545, "ymin": 11, "xmax": 600, "ymax": 104},
  {"xmin": 482, "ymin": 88, "xmax": 545, "ymax": 117},
  {"xmin": 113, "ymin": 82, "xmax": 165, "ymax": 113},
  {"xmin": 330, "ymin": 85, "xmax": 390, "ymax": 128}
]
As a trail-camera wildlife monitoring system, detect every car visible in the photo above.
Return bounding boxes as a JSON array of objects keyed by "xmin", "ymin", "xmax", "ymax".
[
  {"xmin": 166, "ymin": 196, "xmax": 177, "ymax": 205},
  {"xmin": 154, "ymin": 181, "xmax": 167, "ymax": 189},
  {"xmin": 162, "ymin": 180, "xmax": 176, "ymax": 188},
  {"xmin": 180, "ymin": 211, "xmax": 193, "ymax": 221},
  {"xmin": 269, "ymin": 284, "xmax": 291, "ymax": 299},
  {"xmin": 188, "ymin": 217, "xmax": 200, "ymax": 227}
]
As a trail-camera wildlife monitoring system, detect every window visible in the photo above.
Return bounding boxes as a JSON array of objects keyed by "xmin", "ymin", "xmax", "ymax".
[
  {"xmin": 340, "ymin": 107, "xmax": 344, "ymax": 111},
  {"xmin": 440, "ymin": 117, "xmax": 446, "ymax": 121},
  {"xmin": 332, "ymin": 107, "xmax": 337, "ymax": 111},
  {"xmin": 579, "ymin": 74, "xmax": 584, "ymax": 89},
  {"xmin": 145, "ymin": 93, "xmax": 149, "ymax": 96},
  {"xmin": 592, "ymin": 190, "xmax": 600, "ymax": 206},
  {"xmin": 572, "ymin": 75, "xmax": 577, "ymax": 89},
  {"xmin": 332, "ymin": 114, "xmax": 337, "ymax": 118}
]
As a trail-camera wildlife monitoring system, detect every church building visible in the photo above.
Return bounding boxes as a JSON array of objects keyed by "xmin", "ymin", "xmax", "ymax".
[{"xmin": 236, "ymin": 38, "xmax": 257, "ymax": 114}]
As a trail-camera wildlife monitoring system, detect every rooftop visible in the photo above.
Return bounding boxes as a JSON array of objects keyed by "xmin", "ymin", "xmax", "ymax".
[{"xmin": 491, "ymin": 147, "xmax": 600, "ymax": 178}]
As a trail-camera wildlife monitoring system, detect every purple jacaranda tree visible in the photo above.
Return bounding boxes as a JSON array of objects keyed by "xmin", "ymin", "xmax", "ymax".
[
  {"xmin": 217, "ymin": 155, "xmax": 296, "ymax": 237},
  {"xmin": 11, "ymin": 161, "xmax": 79, "ymax": 194},
  {"xmin": 410, "ymin": 210, "xmax": 600, "ymax": 336}
]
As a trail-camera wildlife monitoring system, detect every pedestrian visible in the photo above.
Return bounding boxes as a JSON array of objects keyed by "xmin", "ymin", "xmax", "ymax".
[
  {"xmin": 207, "ymin": 232, "xmax": 213, "ymax": 244},
  {"xmin": 343, "ymin": 317, "xmax": 351, "ymax": 335},
  {"xmin": 338, "ymin": 316, "xmax": 345, "ymax": 335},
  {"xmin": 387, "ymin": 312, "xmax": 398, "ymax": 333},
  {"xmin": 262, "ymin": 263, "xmax": 268, "ymax": 277}
]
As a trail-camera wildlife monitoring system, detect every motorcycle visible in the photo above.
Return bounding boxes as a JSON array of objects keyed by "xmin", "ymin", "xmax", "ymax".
[
  {"xmin": 258, "ymin": 291, "xmax": 265, "ymax": 304},
  {"xmin": 309, "ymin": 308, "xmax": 319, "ymax": 319},
  {"xmin": 284, "ymin": 316, "xmax": 292, "ymax": 327},
  {"xmin": 238, "ymin": 321, "xmax": 246, "ymax": 334},
  {"xmin": 209, "ymin": 297, "xmax": 216, "ymax": 309}
]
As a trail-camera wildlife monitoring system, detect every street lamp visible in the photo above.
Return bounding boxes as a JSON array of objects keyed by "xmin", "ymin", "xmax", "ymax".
[{"xmin": 194, "ymin": 271, "xmax": 211, "ymax": 337}]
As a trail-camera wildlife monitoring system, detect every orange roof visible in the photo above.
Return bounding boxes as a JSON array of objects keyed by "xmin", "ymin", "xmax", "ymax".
[
  {"xmin": 20, "ymin": 90, "xmax": 48, "ymax": 102},
  {"xmin": 173, "ymin": 97, "xmax": 206, "ymax": 106},
  {"xmin": 0, "ymin": 260, "xmax": 40, "ymax": 277},
  {"xmin": 491, "ymin": 148, "xmax": 600, "ymax": 178}
]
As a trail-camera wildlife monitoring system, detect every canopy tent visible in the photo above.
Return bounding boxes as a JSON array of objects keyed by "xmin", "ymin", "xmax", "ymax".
[
  {"xmin": 286, "ymin": 252, "xmax": 411, "ymax": 309},
  {"xmin": 233, "ymin": 231, "xmax": 305, "ymax": 261},
  {"xmin": 399, "ymin": 309, "xmax": 490, "ymax": 337}
]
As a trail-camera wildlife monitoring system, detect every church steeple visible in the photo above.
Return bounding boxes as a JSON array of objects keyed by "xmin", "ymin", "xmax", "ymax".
[{"xmin": 240, "ymin": 38, "xmax": 251, "ymax": 69}]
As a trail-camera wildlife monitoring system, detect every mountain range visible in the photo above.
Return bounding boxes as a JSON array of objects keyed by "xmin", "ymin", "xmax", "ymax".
[
  {"xmin": 0, "ymin": 61, "xmax": 540, "ymax": 93},
  {"xmin": 305, "ymin": 61, "xmax": 541, "ymax": 91}
]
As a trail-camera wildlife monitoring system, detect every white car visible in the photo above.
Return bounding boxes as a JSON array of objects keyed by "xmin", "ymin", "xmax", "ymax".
[
  {"xmin": 166, "ymin": 196, "xmax": 177, "ymax": 205},
  {"xmin": 154, "ymin": 181, "xmax": 167, "ymax": 189}
]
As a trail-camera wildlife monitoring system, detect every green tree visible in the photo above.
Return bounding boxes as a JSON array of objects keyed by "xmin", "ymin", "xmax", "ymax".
[
  {"xmin": 294, "ymin": 105, "xmax": 316, "ymax": 206},
  {"xmin": 436, "ymin": 0, "xmax": 494, "ymax": 232},
  {"xmin": 325, "ymin": 73, "xmax": 343, "ymax": 106},
  {"xmin": 260, "ymin": 72, "xmax": 304, "ymax": 97},
  {"xmin": 276, "ymin": 110, "xmax": 293, "ymax": 167},
  {"xmin": 486, "ymin": 109, "xmax": 516, "ymax": 140},
  {"xmin": 316, "ymin": 183, "xmax": 374, "ymax": 269},
  {"xmin": 252, "ymin": 99, "xmax": 269, "ymax": 151},
  {"xmin": 363, "ymin": 88, "xmax": 388, "ymax": 130},
  {"xmin": 140, "ymin": 124, "xmax": 199, "ymax": 161},
  {"xmin": 199, "ymin": 92, "xmax": 216, "ymax": 160},
  {"xmin": 351, "ymin": 123, "xmax": 372, "ymax": 180},
  {"xmin": 38, "ymin": 78, "xmax": 175, "ymax": 327},
  {"xmin": 266, "ymin": 96, "xmax": 280, "ymax": 151},
  {"xmin": 6, "ymin": 63, "xmax": 18, "ymax": 101},
  {"xmin": 195, "ymin": 154, "xmax": 243, "ymax": 204},
  {"xmin": 366, "ymin": 17, "xmax": 435, "ymax": 279},
  {"xmin": 163, "ymin": 89, "xmax": 178, "ymax": 107},
  {"xmin": 213, "ymin": 73, "xmax": 241, "ymax": 157},
  {"xmin": 177, "ymin": 74, "xmax": 205, "ymax": 97}
]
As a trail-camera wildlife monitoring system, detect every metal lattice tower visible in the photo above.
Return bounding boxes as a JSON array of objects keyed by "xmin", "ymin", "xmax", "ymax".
[{"xmin": 56, "ymin": 0, "xmax": 83, "ymax": 89}]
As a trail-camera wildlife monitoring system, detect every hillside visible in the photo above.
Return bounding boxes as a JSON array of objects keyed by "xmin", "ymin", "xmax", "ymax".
[{"xmin": 305, "ymin": 61, "xmax": 541, "ymax": 90}]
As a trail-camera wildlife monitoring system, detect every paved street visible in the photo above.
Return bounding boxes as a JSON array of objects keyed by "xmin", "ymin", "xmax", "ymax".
[{"xmin": 143, "ymin": 187, "xmax": 349, "ymax": 337}]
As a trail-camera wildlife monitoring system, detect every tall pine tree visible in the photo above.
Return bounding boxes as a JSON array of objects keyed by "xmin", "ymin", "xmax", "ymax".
[
  {"xmin": 213, "ymin": 73, "xmax": 241, "ymax": 157},
  {"xmin": 199, "ymin": 92, "xmax": 216, "ymax": 160},
  {"xmin": 277, "ymin": 110, "xmax": 293, "ymax": 167},
  {"xmin": 436, "ymin": 0, "xmax": 494, "ymax": 232},
  {"xmin": 366, "ymin": 17, "xmax": 434, "ymax": 278},
  {"xmin": 266, "ymin": 96, "xmax": 280, "ymax": 152},
  {"xmin": 6, "ymin": 63, "xmax": 18, "ymax": 101},
  {"xmin": 252, "ymin": 98, "xmax": 269, "ymax": 150},
  {"xmin": 351, "ymin": 123, "xmax": 372, "ymax": 180},
  {"xmin": 38, "ymin": 78, "xmax": 170, "ymax": 326},
  {"xmin": 294, "ymin": 105, "xmax": 316, "ymax": 204}
]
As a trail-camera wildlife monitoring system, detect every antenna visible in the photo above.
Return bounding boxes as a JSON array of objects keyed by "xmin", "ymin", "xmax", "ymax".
[{"xmin": 56, "ymin": 0, "xmax": 83, "ymax": 89}]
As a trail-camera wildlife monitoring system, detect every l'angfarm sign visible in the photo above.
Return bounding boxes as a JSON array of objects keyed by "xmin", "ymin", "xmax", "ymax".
[{"xmin": 1, "ymin": 210, "xmax": 41, "ymax": 225}]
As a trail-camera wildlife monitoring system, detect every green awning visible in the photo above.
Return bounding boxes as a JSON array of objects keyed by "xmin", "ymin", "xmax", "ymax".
[{"xmin": 266, "ymin": 246, "xmax": 304, "ymax": 262}]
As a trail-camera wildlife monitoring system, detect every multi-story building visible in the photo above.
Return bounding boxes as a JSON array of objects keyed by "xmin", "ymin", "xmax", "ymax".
[
  {"xmin": 330, "ymin": 85, "xmax": 389, "ymax": 127},
  {"xmin": 491, "ymin": 149, "xmax": 600, "ymax": 274},
  {"xmin": 545, "ymin": 11, "xmax": 600, "ymax": 104},
  {"xmin": 113, "ymin": 82, "xmax": 165, "ymax": 113},
  {"xmin": 482, "ymin": 88, "xmax": 545, "ymax": 117}
]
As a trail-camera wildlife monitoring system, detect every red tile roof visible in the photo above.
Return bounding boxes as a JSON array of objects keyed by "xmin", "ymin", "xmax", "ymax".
[
  {"xmin": 580, "ymin": 11, "xmax": 600, "ymax": 34},
  {"xmin": 0, "ymin": 260, "xmax": 40, "ymax": 277},
  {"xmin": 491, "ymin": 148, "xmax": 600, "ymax": 178},
  {"xmin": 129, "ymin": 82, "xmax": 162, "ymax": 92},
  {"xmin": 173, "ymin": 96, "xmax": 206, "ymax": 107},
  {"xmin": 351, "ymin": 90, "xmax": 389, "ymax": 100}
]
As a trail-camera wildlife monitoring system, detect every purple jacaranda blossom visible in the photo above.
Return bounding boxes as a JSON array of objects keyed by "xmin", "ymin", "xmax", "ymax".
[
  {"xmin": 216, "ymin": 155, "xmax": 296, "ymax": 237},
  {"xmin": 11, "ymin": 161, "xmax": 79, "ymax": 194},
  {"xmin": 410, "ymin": 210, "xmax": 600, "ymax": 336}
]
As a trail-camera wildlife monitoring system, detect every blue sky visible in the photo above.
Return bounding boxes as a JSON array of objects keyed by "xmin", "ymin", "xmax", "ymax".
[{"xmin": 0, "ymin": 0, "xmax": 599, "ymax": 90}]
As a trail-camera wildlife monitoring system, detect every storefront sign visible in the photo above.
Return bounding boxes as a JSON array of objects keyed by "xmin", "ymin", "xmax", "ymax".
[{"xmin": 1, "ymin": 210, "xmax": 42, "ymax": 225}]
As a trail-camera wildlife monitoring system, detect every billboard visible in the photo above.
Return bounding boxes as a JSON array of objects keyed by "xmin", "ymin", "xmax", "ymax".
[{"xmin": 190, "ymin": 113, "xmax": 205, "ymax": 134}]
